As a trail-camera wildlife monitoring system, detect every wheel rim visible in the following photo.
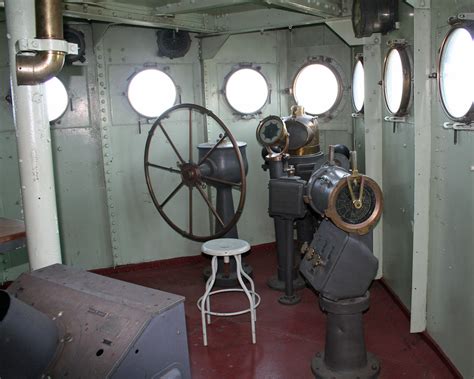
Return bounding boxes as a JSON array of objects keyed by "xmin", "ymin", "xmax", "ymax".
[{"xmin": 144, "ymin": 103, "xmax": 247, "ymax": 242}]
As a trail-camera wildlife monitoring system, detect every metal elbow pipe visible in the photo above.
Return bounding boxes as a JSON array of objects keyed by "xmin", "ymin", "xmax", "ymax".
[
  {"xmin": 16, "ymin": 0, "xmax": 65, "ymax": 85},
  {"xmin": 17, "ymin": 51, "xmax": 65, "ymax": 85}
]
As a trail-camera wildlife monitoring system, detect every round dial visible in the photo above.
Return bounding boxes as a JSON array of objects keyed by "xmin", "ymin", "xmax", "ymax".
[
  {"xmin": 335, "ymin": 182, "xmax": 376, "ymax": 224},
  {"xmin": 256, "ymin": 116, "xmax": 285, "ymax": 146},
  {"xmin": 325, "ymin": 174, "xmax": 383, "ymax": 235}
]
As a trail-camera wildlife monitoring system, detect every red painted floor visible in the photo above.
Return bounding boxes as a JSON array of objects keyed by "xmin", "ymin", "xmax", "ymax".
[{"xmin": 104, "ymin": 246, "xmax": 457, "ymax": 379}]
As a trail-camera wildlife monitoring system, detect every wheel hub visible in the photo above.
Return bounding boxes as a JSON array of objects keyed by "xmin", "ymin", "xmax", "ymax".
[{"xmin": 180, "ymin": 163, "xmax": 201, "ymax": 187}]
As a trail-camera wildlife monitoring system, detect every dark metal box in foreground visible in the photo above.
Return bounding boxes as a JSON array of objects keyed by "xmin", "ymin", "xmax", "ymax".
[
  {"xmin": 6, "ymin": 264, "xmax": 191, "ymax": 378},
  {"xmin": 300, "ymin": 220, "xmax": 378, "ymax": 301}
]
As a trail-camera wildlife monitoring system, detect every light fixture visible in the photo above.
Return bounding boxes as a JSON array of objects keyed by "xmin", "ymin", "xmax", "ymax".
[
  {"xmin": 382, "ymin": 45, "xmax": 411, "ymax": 116},
  {"xmin": 224, "ymin": 67, "xmax": 269, "ymax": 115},
  {"xmin": 352, "ymin": 0, "xmax": 398, "ymax": 38},
  {"xmin": 127, "ymin": 68, "xmax": 177, "ymax": 119},
  {"xmin": 293, "ymin": 61, "xmax": 342, "ymax": 117},
  {"xmin": 438, "ymin": 23, "xmax": 474, "ymax": 122}
]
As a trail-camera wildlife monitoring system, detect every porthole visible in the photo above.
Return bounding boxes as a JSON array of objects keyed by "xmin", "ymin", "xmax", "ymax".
[
  {"xmin": 127, "ymin": 68, "xmax": 177, "ymax": 119},
  {"xmin": 438, "ymin": 24, "xmax": 474, "ymax": 122},
  {"xmin": 224, "ymin": 67, "xmax": 269, "ymax": 115},
  {"xmin": 292, "ymin": 61, "xmax": 342, "ymax": 117},
  {"xmin": 44, "ymin": 77, "xmax": 69, "ymax": 122},
  {"xmin": 383, "ymin": 45, "xmax": 411, "ymax": 116},
  {"xmin": 352, "ymin": 57, "xmax": 365, "ymax": 113}
]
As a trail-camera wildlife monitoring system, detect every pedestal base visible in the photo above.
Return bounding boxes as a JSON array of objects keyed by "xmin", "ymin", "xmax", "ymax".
[
  {"xmin": 278, "ymin": 293, "xmax": 301, "ymax": 305},
  {"xmin": 312, "ymin": 352, "xmax": 380, "ymax": 379},
  {"xmin": 267, "ymin": 274, "xmax": 306, "ymax": 292},
  {"xmin": 312, "ymin": 293, "xmax": 380, "ymax": 378}
]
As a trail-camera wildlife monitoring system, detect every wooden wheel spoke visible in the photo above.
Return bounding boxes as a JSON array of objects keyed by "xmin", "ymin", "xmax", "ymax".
[
  {"xmin": 196, "ymin": 185, "xmax": 225, "ymax": 227},
  {"xmin": 198, "ymin": 133, "xmax": 228, "ymax": 166},
  {"xmin": 159, "ymin": 122, "xmax": 186, "ymax": 164},
  {"xmin": 201, "ymin": 176, "xmax": 242, "ymax": 190},
  {"xmin": 188, "ymin": 108, "xmax": 193, "ymax": 163},
  {"xmin": 161, "ymin": 182, "xmax": 184, "ymax": 208},
  {"xmin": 145, "ymin": 104, "xmax": 246, "ymax": 242},
  {"xmin": 189, "ymin": 186, "xmax": 193, "ymax": 234},
  {"xmin": 147, "ymin": 162, "xmax": 181, "ymax": 174}
]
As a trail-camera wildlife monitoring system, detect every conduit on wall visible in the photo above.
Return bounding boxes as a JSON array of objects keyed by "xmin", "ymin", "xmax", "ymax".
[{"xmin": 4, "ymin": 0, "xmax": 65, "ymax": 269}]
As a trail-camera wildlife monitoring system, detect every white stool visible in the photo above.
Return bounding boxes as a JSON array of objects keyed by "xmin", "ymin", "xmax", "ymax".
[{"xmin": 197, "ymin": 238, "xmax": 260, "ymax": 346}]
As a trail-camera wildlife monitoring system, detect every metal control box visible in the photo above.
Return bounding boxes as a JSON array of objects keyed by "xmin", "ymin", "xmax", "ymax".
[
  {"xmin": 5, "ymin": 264, "xmax": 191, "ymax": 379},
  {"xmin": 269, "ymin": 177, "xmax": 307, "ymax": 219},
  {"xmin": 300, "ymin": 220, "xmax": 378, "ymax": 301}
]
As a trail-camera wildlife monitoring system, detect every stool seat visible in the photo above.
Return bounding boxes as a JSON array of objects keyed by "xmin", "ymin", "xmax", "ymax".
[{"xmin": 201, "ymin": 238, "xmax": 250, "ymax": 256}]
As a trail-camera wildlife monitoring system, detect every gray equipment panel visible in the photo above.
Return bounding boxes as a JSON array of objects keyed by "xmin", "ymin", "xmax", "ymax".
[
  {"xmin": 6, "ymin": 264, "xmax": 191, "ymax": 379},
  {"xmin": 269, "ymin": 177, "xmax": 307, "ymax": 219},
  {"xmin": 300, "ymin": 220, "xmax": 378, "ymax": 300}
]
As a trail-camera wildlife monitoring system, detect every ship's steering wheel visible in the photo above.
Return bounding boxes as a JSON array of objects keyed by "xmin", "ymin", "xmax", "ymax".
[{"xmin": 144, "ymin": 103, "xmax": 247, "ymax": 242}]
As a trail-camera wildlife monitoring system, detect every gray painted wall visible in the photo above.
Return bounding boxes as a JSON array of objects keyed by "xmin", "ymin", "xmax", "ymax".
[
  {"xmin": 380, "ymin": 2, "xmax": 415, "ymax": 309},
  {"xmin": 0, "ymin": 23, "xmax": 353, "ymax": 273},
  {"xmin": 1, "ymin": 3, "xmax": 472, "ymax": 375},
  {"xmin": 201, "ymin": 25, "xmax": 353, "ymax": 246},
  {"xmin": 355, "ymin": 1, "xmax": 473, "ymax": 376},
  {"xmin": 426, "ymin": 1, "xmax": 473, "ymax": 376}
]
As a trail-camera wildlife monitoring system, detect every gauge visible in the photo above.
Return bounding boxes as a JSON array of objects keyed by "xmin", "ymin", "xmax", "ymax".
[
  {"xmin": 335, "ymin": 180, "xmax": 376, "ymax": 225},
  {"xmin": 326, "ymin": 175, "xmax": 383, "ymax": 235},
  {"xmin": 256, "ymin": 115, "xmax": 286, "ymax": 146}
]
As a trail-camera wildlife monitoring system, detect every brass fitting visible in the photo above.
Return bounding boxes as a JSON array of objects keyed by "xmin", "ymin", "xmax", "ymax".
[{"xmin": 16, "ymin": 0, "xmax": 65, "ymax": 85}]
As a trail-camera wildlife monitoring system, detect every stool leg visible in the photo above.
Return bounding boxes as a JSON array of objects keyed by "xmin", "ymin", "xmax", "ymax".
[
  {"xmin": 235, "ymin": 255, "xmax": 256, "ymax": 344},
  {"xmin": 239, "ymin": 260, "xmax": 257, "ymax": 321},
  {"xmin": 205, "ymin": 272, "xmax": 213, "ymax": 325},
  {"xmin": 201, "ymin": 256, "xmax": 218, "ymax": 346}
]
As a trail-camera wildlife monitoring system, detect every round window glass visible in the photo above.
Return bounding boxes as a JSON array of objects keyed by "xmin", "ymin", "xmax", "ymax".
[
  {"xmin": 127, "ymin": 69, "xmax": 177, "ymax": 118},
  {"xmin": 44, "ymin": 77, "xmax": 68, "ymax": 122},
  {"xmin": 439, "ymin": 26, "xmax": 474, "ymax": 120},
  {"xmin": 293, "ymin": 63, "xmax": 341, "ymax": 115},
  {"xmin": 224, "ymin": 68, "xmax": 269, "ymax": 114},
  {"xmin": 383, "ymin": 47, "xmax": 411, "ymax": 115},
  {"xmin": 352, "ymin": 59, "xmax": 365, "ymax": 113}
]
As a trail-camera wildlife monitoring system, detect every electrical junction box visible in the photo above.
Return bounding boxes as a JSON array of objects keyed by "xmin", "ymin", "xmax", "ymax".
[
  {"xmin": 5, "ymin": 264, "xmax": 191, "ymax": 379},
  {"xmin": 300, "ymin": 220, "xmax": 378, "ymax": 301},
  {"xmin": 268, "ymin": 177, "xmax": 307, "ymax": 219}
]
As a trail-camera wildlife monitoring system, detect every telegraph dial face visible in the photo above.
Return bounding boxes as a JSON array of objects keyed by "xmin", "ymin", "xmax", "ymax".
[
  {"xmin": 256, "ymin": 115, "xmax": 286, "ymax": 146},
  {"xmin": 335, "ymin": 182, "xmax": 376, "ymax": 225},
  {"xmin": 326, "ymin": 175, "xmax": 383, "ymax": 235}
]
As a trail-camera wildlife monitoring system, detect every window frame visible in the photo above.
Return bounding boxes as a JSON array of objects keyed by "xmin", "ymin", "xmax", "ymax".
[
  {"xmin": 437, "ymin": 22, "xmax": 474, "ymax": 123},
  {"xmin": 126, "ymin": 67, "xmax": 178, "ymax": 119},
  {"xmin": 222, "ymin": 64, "xmax": 270, "ymax": 117},
  {"xmin": 45, "ymin": 76, "xmax": 70, "ymax": 123},
  {"xmin": 352, "ymin": 55, "xmax": 365, "ymax": 114},
  {"xmin": 382, "ymin": 43, "xmax": 412, "ymax": 117},
  {"xmin": 291, "ymin": 57, "xmax": 344, "ymax": 119}
]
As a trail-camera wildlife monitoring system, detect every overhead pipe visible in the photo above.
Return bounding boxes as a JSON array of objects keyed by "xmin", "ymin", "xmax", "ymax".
[
  {"xmin": 16, "ymin": 0, "xmax": 66, "ymax": 85},
  {"xmin": 5, "ymin": 0, "xmax": 62, "ymax": 269}
]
